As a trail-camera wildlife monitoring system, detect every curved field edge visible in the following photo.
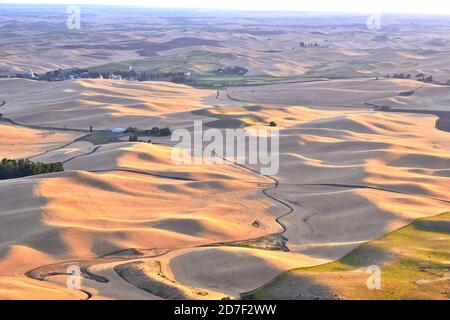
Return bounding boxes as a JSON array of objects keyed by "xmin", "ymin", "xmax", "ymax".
[{"xmin": 246, "ymin": 211, "xmax": 450, "ymax": 300}]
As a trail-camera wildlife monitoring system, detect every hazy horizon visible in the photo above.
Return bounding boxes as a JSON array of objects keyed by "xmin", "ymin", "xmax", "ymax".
[{"xmin": 0, "ymin": 0, "xmax": 448, "ymax": 15}]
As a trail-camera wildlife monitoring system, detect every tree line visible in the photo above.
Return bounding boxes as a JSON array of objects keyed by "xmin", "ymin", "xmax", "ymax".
[
  {"xmin": 126, "ymin": 126, "xmax": 172, "ymax": 142},
  {"xmin": 0, "ymin": 158, "xmax": 64, "ymax": 180}
]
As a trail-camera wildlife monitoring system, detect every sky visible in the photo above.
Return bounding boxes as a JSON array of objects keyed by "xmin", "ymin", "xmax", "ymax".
[{"xmin": 0, "ymin": 0, "xmax": 449, "ymax": 15}]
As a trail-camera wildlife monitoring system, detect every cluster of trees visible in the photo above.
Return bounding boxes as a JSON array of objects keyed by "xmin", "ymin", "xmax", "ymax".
[
  {"xmin": 39, "ymin": 68, "xmax": 196, "ymax": 83},
  {"xmin": 215, "ymin": 66, "xmax": 248, "ymax": 76},
  {"xmin": 387, "ymin": 73, "xmax": 412, "ymax": 79},
  {"xmin": 0, "ymin": 158, "xmax": 64, "ymax": 180},
  {"xmin": 416, "ymin": 74, "xmax": 434, "ymax": 83},
  {"xmin": 42, "ymin": 68, "xmax": 128, "ymax": 81},
  {"xmin": 10, "ymin": 63, "xmax": 251, "ymax": 85},
  {"xmin": 41, "ymin": 68, "xmax": 99, "ymax": 81},
  {"xmin": 387, "ymin": 73, "xmax": 433, "ymax": 83},
  {"xmin": 300, "ymin": 42, "xmax": 320, "ymax": 48},
  {"xmin": 126, "ymin": 126, "xmax": 172, "ymax": 140},
  {"xmin": 375, "ymin": 105, "xmax": 392, "ymax": 112}
]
